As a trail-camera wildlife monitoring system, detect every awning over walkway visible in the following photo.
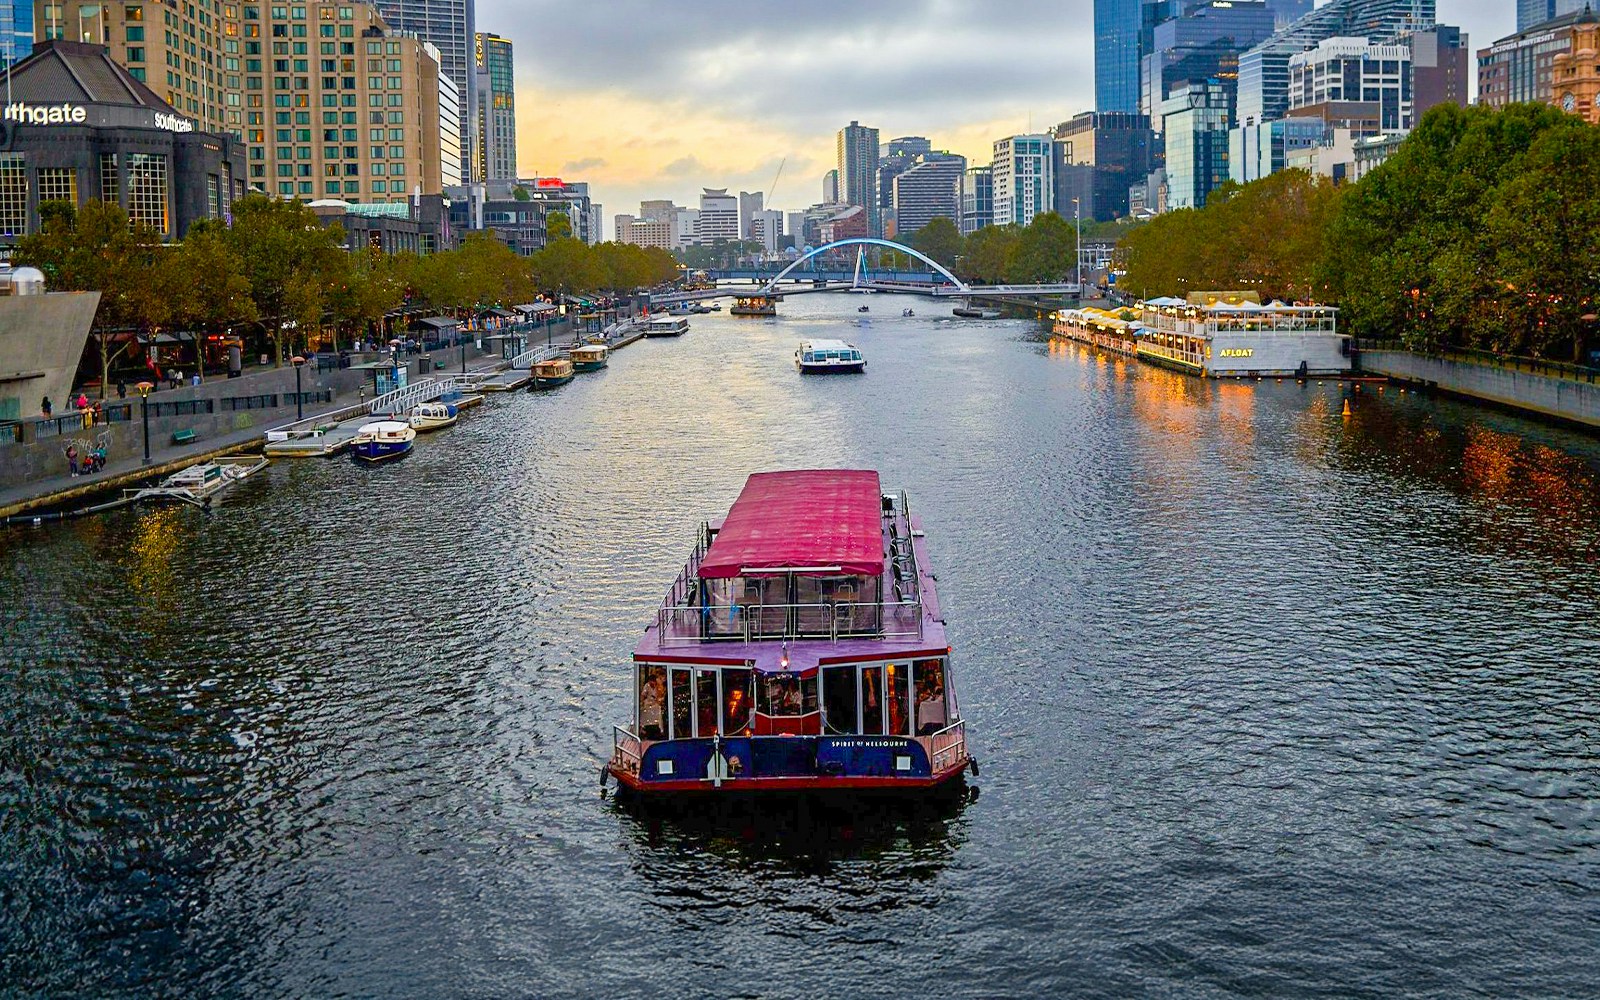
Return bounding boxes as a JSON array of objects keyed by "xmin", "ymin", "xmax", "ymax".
[{"xmin": 410, "ymin": 316, "xmax": 460, "ymax": 331}]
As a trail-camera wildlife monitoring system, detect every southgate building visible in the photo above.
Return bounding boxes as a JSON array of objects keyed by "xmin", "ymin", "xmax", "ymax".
[{"xmin": 0, "ymin": 40, "xmax": 246, "ymax": 244}]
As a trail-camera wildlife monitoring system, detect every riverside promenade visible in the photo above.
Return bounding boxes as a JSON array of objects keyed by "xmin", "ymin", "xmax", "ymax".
[
  {"xmin": 0, "ymin": 346, "xmax": 501, "ymax": 521},
  {"xmin": 0, "ymin": 310, "xmax": 654, "ymax": 521}
]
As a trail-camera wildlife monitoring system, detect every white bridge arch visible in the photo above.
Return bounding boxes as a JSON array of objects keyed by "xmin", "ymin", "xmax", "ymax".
[{"xmin": 760, "ymin": 238, "xmax": 969, "ymax": 295}]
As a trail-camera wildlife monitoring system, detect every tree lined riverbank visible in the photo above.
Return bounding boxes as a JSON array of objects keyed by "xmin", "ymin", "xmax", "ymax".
[{"xmin": 1120, "ymin": 102, "xmax": 1600, "ymax": 365}]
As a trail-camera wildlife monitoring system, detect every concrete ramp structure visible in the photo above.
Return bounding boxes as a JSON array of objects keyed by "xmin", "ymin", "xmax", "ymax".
[{"xmin": 0, "ymin": 289, "xmax": 102, "ymax": 421}]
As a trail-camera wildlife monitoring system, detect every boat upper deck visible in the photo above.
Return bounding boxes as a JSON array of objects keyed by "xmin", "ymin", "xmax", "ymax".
[{"xmin": 637, "ymin": 470, "xmax": 947, "ymax": 671}]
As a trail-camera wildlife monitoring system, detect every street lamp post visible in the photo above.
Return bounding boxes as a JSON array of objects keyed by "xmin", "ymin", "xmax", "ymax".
[
  {"xmin": 291, "ymin": 355, "xmax": 305, "ymax": 421},
  {"xmin": 136, "ymin": 381, "xmax": 153, "ymax": 463}
]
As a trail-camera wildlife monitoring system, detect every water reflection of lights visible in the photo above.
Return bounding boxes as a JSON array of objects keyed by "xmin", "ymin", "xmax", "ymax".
[{"xmin": 128, "ymin": 506, "xmax": 186, "ymax": 605}]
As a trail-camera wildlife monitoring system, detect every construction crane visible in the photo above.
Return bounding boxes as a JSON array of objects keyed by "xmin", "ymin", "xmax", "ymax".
[{"xmin": 766, "ymin": 156, "xmax": 786, "ymax": 206}]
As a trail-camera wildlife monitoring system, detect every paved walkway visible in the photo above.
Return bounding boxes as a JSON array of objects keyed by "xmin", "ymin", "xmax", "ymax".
[{"xmin": 3, "ymin": 317, "xmax": 648, "ymax": 520}]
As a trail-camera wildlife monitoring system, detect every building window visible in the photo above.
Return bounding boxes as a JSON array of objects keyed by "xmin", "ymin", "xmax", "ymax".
[
  {"xmin": 127, "ymin": 152, "xmax": 169, "ymax": 233},
  {"xmin": 99, "ymin": 153, "xmax": 119, "ymax": 205},
  {"xmin": 0, "ymin": 156, "xmax": 26, "ymax": 236}
]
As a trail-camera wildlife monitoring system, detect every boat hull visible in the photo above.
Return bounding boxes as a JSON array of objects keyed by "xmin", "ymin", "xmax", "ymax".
[
  {"xmin": 610, "ymin": 729, "xmax": 969, "ymax": 803},
  {"xmin": 609, "ymin": 765, "xmax": 967, "ymax": 798},
  {"xmin": 571, "ymin": 359, "xmax": 608, "ymax": 372},
  {"xmin": 408, "ymin": 415, "xmax": 458, "ymax": 432},
  {"xmin": 352, "ymin": 440, "xmax": 412, "ymax": 462},
  {"xmin": 729, "ymin": 306, "xmax": 776, "ymax": 316},
  {"xmin": 797, "ymin": 361, "xmax": 865, "ymax": 374},
  {"xmin": 529, "ymin": 373, "xmax": 576, "ymax": 389}
]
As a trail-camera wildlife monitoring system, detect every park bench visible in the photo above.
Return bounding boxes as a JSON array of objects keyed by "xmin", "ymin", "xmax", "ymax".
[{"xmin": 171, "ymin": 428, "xmax": 196, "ymax": 445}]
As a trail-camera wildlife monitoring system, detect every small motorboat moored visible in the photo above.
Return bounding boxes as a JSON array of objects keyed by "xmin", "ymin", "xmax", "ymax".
[
  {"xmin": 351, "ymin": 420, "xmax": 415, "ymax": 463},
  {"xmin": 529, "ymin": 356, "xmax": 576, "ymax": 389},
  {"xmin": 796, "ymin": 339, "xmax": 865, "ymax": 374},
  {"xmin": 407, "ymin": 400, "xmax": 459, "ymax": 432},
  {"xmin": 123, "ymin": 454, "xmax": 269, "ymax": 505},
  {"xmin": 569, "ymin": 344, "xmax": 609, "ymax": 372}
]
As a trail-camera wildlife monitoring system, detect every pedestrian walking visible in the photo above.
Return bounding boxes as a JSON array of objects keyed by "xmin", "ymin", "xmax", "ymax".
[
  {"xmin": 75, "ymin": 392, "xmax": 88, "ymax": 411},
  {"xmin": 40, "ymin": 395, "xmax": 51, "ymax": 416},
  {"xmin": 66, "ymin": 443, "xmax": 78, "ymax": 477},
  {"xmin": 117, "ymin": 379, "xmax": 127, "ymax": 399}
]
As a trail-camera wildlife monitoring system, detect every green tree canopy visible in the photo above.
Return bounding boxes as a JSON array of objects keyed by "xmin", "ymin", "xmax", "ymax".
[{"xmin": 906, "ymin": 216, "xmax": 964, "ymax": 271}]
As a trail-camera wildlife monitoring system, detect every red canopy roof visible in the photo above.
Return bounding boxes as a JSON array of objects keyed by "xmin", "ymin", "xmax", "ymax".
[{"xmin": 698, "ymin": 470, "xmax": 884, "ymax": 579}]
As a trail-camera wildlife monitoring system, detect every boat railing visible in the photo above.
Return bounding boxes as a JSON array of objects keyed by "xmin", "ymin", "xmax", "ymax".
[
  {"xmin": 611, "ymin": 725, "xmax": 642, "ymax": 776},
  {"xmin": 656, "ymin": 597, "xmax": 923, "ymax": 645},
  {"xmin": 926, "ymin": 720, "xmax": 968, "ymax": 773}
]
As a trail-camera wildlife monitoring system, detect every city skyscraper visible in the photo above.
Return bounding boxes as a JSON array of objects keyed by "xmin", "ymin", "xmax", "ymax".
[
  {"xmin": 891, "ymin": 155, "xmax": 966, "ymax": 235},
  {"xmin": 822, "ymin": 169, "xmax": 839, "ymax": 203},
  {"xmin": 1095, "ymin": 0, "xmax": 1143, "ymax": 112},
  {"xmin": 2, "ymin": 0, "xmax": 32, "ymax": 65},
  {"xmin": 372, "ymin": 0, "xmax": 475, "ymax": 185},
  {"xmin": 37, "ymin": 0, "xmax": 443, "ymax": 202},
  {"xmin": 738, "ymin": 190, "xmax": 763, "ymax": 239},
  {"xmin": 1140, "ymin": 0, "xmax": 1276, "ymax": 118},
  {"xmin": 960, "ymin": 165, "xmax": 993, "ymax": 234},
  {"xmin": 835, "ymin": 120, "xmax": 881, "ymax": 236},
  {"xmin": 473, "ymin": 32, "xmax": 514, "ymax": 181},
  {"xmin": 1518, "ymin": 0, "xmax": 1589, "ymax": 31},
  {"xmin": 1236, "ymin": 0, "xmax": 1435, "ymax": 125},
  {"xmin": 991, "ymin": 134, "xmax": 1054, "ymax": 226},
  {"xmin": 1162, "ymin": 79, "xmax": 1232, "ymax": 209},
  {"xmin": 439, "ymin": 67, "xmax": 463, "ymax": 188}
]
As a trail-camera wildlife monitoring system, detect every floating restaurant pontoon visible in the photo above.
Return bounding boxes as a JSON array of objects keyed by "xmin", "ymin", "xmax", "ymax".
[
  {"xmin": 607, "ymin": 470, "xmax": 973, "ymax": 799},
  {"xmin": 730, "ymin": 294, "xmax": 779, "ymax": 317},
  {"xmin": 1053, "ymin": 293, "xmax": 1351, "ymax": 377}
]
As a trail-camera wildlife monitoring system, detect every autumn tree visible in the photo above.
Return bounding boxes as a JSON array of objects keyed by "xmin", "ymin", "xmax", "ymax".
[
  {"xmin": 14, "ymin": 199, "xmax": 166, "ymax": 394},
  {"xmin": 224, "ymin": 195, "xmax": 349, "ymax": 364},
  {"xmin": 906, "ymin": 216, "xmax": 964, "ymax": 272}
]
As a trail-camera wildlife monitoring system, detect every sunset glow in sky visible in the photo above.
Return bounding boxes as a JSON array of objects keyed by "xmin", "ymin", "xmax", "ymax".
[{"xmin": 491, "ymin": 0, "xmax": 1515, "ymax": 237}]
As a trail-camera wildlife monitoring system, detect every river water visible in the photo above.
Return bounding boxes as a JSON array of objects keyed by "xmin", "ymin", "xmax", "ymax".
[{"xmin": 2, "ymin": 292, "xmax": 1598, "ymax": 998}]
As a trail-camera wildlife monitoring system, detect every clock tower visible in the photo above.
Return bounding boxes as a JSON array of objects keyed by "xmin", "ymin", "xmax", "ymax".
[{"xmin": 1550, "ymin": 9, "xmax": 1600, "ymax": 123}]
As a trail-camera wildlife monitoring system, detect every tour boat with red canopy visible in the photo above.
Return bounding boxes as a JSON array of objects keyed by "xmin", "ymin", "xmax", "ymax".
[{"xmin": 607, "ymin": 469, "xmax": 973, "ymax": 797}]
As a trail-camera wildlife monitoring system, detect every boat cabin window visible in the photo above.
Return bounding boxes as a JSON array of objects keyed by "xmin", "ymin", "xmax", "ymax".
[
  {"xmin": 638, "ymin": 664, "xmax": 666, "ymax": 740},
  {"xmin": 820, "ymin": 658, "xmax": 950, "ymax": 736},
  {"xmin": 887, "ymin": 662, "xmax": 909, "ymax": 736},
  {"xmin": 915, "ymin": 658, "xmax": 948, "ymax": 735},
  {"xmin": 822, "ymin": 665, "xmax": 857, "ymax": 735},
  {"xmin": 757, "ymin": 673, "xmax": 817, "ymax": 717},
  {"xmin": 670, "ymin": 668, "xmax": 692, "ymax": 739},
  {"xmin": 696, "ymin": 671, "xmax": 717, "ymax": 738},
  {"xmin": 654, "ymin": 665, "xmax": 757, "ymax": 739},
  {"xmin": 723, "ymin": 668, "xmax": 753, "ymax": 734},
  {"xmin": 861, "ymin": 666, "xmax": 884, "ymax": 734}
]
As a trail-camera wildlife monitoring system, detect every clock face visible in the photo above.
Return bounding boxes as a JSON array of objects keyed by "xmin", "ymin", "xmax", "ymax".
[{"xmin": 1563, "ymin": 92, "xmax": 1577, "ymax": 112}]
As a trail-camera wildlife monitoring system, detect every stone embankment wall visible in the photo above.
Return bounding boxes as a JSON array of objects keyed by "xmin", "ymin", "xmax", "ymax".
[{"xmin": 1361, "ymin": 350, "xmax": 1600, "ymax": 429}]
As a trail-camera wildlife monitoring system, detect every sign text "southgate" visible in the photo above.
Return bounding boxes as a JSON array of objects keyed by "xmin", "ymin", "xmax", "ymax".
[{"xmin": 3, "ymin": 103, "xmax": 87, "ymax": 125}]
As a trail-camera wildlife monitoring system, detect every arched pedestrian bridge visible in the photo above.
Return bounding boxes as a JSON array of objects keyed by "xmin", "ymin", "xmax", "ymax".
[{"xmin": 652, "ymin": 238, "xmax": 1080, "ymax": 306}]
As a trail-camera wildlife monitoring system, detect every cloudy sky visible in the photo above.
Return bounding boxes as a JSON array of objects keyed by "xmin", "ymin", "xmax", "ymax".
[{"xmin": 484, "ymin": 0, "xmax": 1514, "ymax": 237}]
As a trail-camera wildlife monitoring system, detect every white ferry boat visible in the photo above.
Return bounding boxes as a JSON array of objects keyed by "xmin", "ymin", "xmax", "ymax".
[{"xmin": 795, "ymin": 339, "xmax": 865, "ymax": 374}]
